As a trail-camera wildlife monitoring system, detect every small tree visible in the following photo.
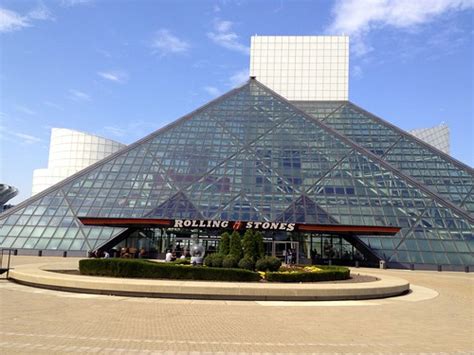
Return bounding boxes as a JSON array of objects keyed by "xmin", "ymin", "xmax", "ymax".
[
  {"xmin": 254, "ymin": 231, "xmax": 265, "ymax": 259},
  {"xmin": 219, "ymin": 232, "xmax": 230, "ymax": 255},
  {"xmin": 242, "ymin": 229, "xmax": 255, "ymax": 260},
  {"xmin": 229, "ymin": 231, "xmax": 242, "ymax": 259}
]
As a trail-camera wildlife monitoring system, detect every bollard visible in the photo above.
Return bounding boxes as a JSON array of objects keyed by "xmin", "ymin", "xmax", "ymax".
[
  {"xmin": 14, "ymin": 249, "xmax": 18, "ymax": 256},
  {"xmin": 63, "ymin": 251, "xmax": 67, "ymax": 258},
  {"xmin": 355, "ymin": 260, "xmax": 359, "ymax": 268},
  {"xmin": 465, "ymin": 266, "xmax": 470, "ymax": 273},
  {"xmin": 38, "ymin": 250, "xmax": 42, "ymax": 257},
  {"xmin": 410, "ymin": 264, "xmax": 415, "ymax": 271},
  {"xmin": 437, "ymin": 265, "xmax": 442, "ymax": 272}
]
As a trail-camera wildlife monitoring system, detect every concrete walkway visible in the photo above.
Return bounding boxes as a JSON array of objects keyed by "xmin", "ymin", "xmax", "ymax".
[
  {"xmin": 1, "ymin": 256, "xmax": 472, "ymax": 353},
  {"xmin": 8, "ymin": 259, "xmax": 409, "ymax": 301}
]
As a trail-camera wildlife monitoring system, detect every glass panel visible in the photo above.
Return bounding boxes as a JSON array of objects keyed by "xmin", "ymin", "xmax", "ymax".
[{"xmin": 294, "ymin": 102, "xmax": 474, "ymax": 214}]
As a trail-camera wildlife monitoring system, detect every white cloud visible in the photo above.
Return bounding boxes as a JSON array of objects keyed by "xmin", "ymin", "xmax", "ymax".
[
  {"xmin": 0, "ymin": 4, "xmax": 54, "ymax": 33},
  {"xmin": 0, "ymin": 8, "xmax": 30, "ymax": 32},
  {"xmin": 15, "ymin": 105, "xmax": 36, "ymax": 115},
  {"xmin": 101, "ymin": 120, "xmax": 155, "ymax": 141},
  {"xmin": 98, "ymin": 70, "xmax": 128, "ymax": 83},
  {"xmin": 229, "ymin": 68, "xmax": 249, "ymax": 87},
  {"xmin": 202, "ymin": 68, "xmax": 248, "ymax": 102},
  {"xmin": 28, "ymin": 4, "xmax": 54, "ymax": 21},
  {"xmin": 215, "ymin": 20, "xmax": 232, "ymax": 33},
  {"xmin": 96, "ymin": 48, "xmax": 112, "ymax": 58},
  {"xmin": 14, "ymin": 132, "xmax": 42, "ymax": 144},
  {"xmin": 60, "ymin": 0, "xmax": 93, "ymax": 7},
  {"xmin": 151, "ymin": 29, "xmax": 190, "ymax": 56},
  {"xmin": 207, "ymin": 19, "xmax": 249, "ymax": 55},
  {"xmin": 103, "ymin": 125, "xmax": 126, "ymax": 137},
  {"xmin": 327, "ymin": 0, "xmax": 474, "ymax": 56},
  {"xmin": 43, "ymin": 101, "xmax": 63, "ymax": 110},
  {"xmin": 192, "ymin": 59, "xmax": 210, "ymax": 68},
  {"xmin": 351, "ymin": 65, "xmax": 363, "ymax": 79},
  {"xmin": 68, "ymin": 89, "xmax": 91, "ymax": 101},
  {"xmin": 0, "ymin": 126, "xmax": 43, "ymax": 145},
  {"xmin": 203, "ymin": 86, "xmax": 221, "ymax": 97}
]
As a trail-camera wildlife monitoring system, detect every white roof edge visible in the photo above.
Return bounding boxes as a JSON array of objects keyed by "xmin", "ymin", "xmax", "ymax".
[{"xmin": 51, "ymin": 127, "xmax": 126, "ymax": 146}]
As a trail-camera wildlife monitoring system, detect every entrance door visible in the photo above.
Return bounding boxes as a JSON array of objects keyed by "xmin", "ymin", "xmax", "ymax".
[{"xmin": 272, "ymin": 241, "xmax": 299, "ymax": 264}]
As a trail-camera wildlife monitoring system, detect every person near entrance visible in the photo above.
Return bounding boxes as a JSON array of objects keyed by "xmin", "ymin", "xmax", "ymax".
[{"xmin": 165, "ymin": 250, "xmax": 173, "ymax": 262}]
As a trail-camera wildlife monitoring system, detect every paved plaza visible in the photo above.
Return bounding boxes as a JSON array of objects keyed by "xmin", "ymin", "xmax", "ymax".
[{"xmin": 0, "ymin": 256, "xmax": 473, "ymax": 354}]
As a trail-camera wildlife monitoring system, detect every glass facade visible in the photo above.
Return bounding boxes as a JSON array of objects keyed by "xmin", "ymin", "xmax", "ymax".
[
  {"xmin": 107, "ymin": 228, "xmax": 367, "ymax": 267},
  {"xmin": 0, "ymin": 80, "xmax": 472, "ymax": 269},
  {"xmin": 293, "ymin": 101, "xmax": 474, "ymax": 214}
]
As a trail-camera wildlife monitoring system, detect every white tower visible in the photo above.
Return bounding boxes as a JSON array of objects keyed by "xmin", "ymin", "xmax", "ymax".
[{"xmin": 250, "ymin": 35, "xmax": 349, "ymax": 101}]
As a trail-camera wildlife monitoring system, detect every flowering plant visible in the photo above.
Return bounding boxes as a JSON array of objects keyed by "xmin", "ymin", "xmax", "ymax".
[{"xmin": 278, "ymin": 265, "xmax": 322, "ymax": 273}]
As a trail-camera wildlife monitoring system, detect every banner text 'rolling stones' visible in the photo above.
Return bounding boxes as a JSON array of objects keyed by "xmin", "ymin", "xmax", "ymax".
[{"xmin": 173, "ymin": 219, "xmax": 296, "ymax": 232}]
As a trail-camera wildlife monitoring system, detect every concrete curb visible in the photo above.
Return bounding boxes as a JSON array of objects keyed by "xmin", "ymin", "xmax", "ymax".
[{"xmin": 8, "ymin": 261, "xmax": 410, "ymax": 301}]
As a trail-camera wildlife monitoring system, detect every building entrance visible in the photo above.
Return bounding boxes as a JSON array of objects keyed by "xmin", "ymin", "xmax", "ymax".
[
  {"xmin": 273, "ymin": 241, "xmax": 299, "ymax": 264},
  {"xmin": 103, "ymin": 228, "xmax": 378, "ymax": 266},
  {"xmin": 85, "ymin": 217, "xmax": 396, "ymax": 267}
]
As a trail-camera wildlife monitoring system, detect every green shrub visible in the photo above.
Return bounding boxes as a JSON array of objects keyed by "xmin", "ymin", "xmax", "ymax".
[
  {"xmin": 211, "ymin": 253, "xmax": 224, "ymax": 267},
  {"xmin": 254, "ymin": 231, "xmax": 265, "ymax": 259},
  {"xmin": 203, "ymin": 253, "xmax": 224, "ymax": 267},
  {"xmin": 229, "ymin": 231, "xmax": 242, "ymax": 259},
  {"xmin": 204, "ymin": 253, "xmax": 224, "ymax": 267},
  {"xmin": 171, "ymin": 258, "xmax": 191, "ymax": 265},
  {"xmin": 255, "ymin": 256, "xmax": 281, "ymax": 272},
  {"xmin": 242, "ymin": 230, "xmax": 265, "ymax": 262},
  {"xmin": 79, "ymin": 258, "xmax": 260, "ymax": 282},
  {"xmin": 222, "ymin": 254, "xmax": 239, "ymax": 268},
  {"xmin": 219, "ymin": 232, "xmax": 230, "ymax": 255},
  {"xmin": 203, "ymin": 254, "xmax": 215, "ymax": 267},
  {"xmin": 238, "ymin": 257, "xmax": 255, "ymax": 270},
  {"xmin": 266, "ymin": 266, "xmax": 350, "ymax": 282},
  {"xmin": 242, "ymin": 229, "xmax": 255, "ymax": 260}
]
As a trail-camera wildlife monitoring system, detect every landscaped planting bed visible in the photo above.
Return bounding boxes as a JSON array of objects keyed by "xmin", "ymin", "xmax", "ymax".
[
  {"xmin": 80, "ymin": 229, "xmax": 351, "ymax": 283},
  {"xmin": 265, "ymin": 265, "xmax": 350, "ymax": 282},
  {"xmin": 79, "ymin": 258, "xmax": 261, "ymax": 282},
  {"xmin": 79, "ymin": 258, "xmax": 350, "ymax": 283}
]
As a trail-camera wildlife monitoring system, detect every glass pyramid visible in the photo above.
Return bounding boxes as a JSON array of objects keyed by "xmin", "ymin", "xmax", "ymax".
[{"xmin": 0, "ymin": 80, "xmax": 472, "ymax": 269}]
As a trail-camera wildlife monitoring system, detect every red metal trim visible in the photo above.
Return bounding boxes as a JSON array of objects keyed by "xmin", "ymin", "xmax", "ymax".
[
  {"xmin": 78, "ymin": 217, "xmax": 173, "ymax": 227},
  {"xmin": 297, "ymin": 224, "xmax": 400, "ymax": 235},
  {"xmin": 78, "ymin": 217, "xmax": 400, "ymax": 236}
]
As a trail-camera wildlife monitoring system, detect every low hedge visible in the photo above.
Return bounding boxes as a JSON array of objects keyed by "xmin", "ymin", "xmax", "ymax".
[
  {"xmin": 266, "ymin": 266, "xmax": 350, "ymax": 282},
  {"xmin": 79, "ymin": 258, "xmax": 261, "ymax": 282}
]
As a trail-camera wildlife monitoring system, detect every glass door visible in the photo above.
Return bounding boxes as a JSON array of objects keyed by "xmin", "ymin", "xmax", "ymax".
[{"xmin": 273, "ymin": 241, "xmax": 299, "ymax": 264}]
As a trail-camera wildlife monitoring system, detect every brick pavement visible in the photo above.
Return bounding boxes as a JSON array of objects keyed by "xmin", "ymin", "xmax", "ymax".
[
  {"xmin": 8, "ymin": 260, "xmax": 409, "ymax": 301},
  {"xmin": 0, "ymin": 256, "xmax": 472, "ymax": 354}
]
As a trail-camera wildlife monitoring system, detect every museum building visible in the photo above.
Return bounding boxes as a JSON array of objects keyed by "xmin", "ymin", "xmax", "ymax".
[{"xmin": 0, "ymin": 36, "xmax": 472, "ymax": 271}]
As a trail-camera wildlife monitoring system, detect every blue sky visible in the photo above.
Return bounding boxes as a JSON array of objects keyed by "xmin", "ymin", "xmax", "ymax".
[{"xmin": 1, "ymin": 0, "xmax": 473, "ymax": 204}]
